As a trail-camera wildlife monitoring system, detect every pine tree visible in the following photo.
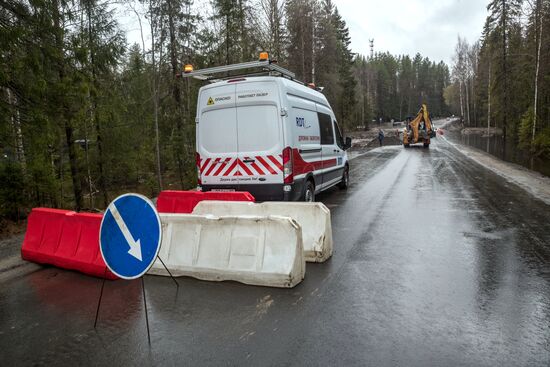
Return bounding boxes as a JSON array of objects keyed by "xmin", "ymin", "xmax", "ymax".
[
  {"xmin": 211, "ymin": 0, "xmax": 256, "ymax": 64},
  {"xmin": 285, "ymin": 0, "xmax": 315, "ymax": 82},
  {"xmin": 79, "ymin": 0, "xmax": 125, "ymax": 207},
  {"xmin": 332, "ymin": 6, "xmax": 356, "ymax": 130},
  {"xmin": 257, "ymin": 0, "xmax": 287, "ymax": 63},
  {"xmin": 486, "ymin": 0, "xmax": 523, "ymax": 137}
]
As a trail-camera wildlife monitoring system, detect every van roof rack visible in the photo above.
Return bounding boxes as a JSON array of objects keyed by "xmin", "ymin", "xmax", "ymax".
[
  {"xmin": 181, "ymin": 60, "xmax": 296, "ymax": 82},
  {"xmin": 181, "ymin": 54, "xmax": 324, "ymax": 92}
]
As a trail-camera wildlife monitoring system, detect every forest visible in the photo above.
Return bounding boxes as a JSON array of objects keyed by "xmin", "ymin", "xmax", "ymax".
[
  {"xmin": 446, "ymin": 0, "xmax": 550, "ymax": 160},
  {"xmin": 0, "ymin": 0, "xmax": 451, "ymax": 217}
]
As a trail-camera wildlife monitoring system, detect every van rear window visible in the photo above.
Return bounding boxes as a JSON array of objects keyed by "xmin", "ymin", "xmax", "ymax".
[{"xmin": 200, "ymin": 108, "xmax": 237, "ymax": 153}]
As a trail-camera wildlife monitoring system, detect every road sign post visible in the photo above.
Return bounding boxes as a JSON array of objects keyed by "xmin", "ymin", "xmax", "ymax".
[{"xmin": 94, "ymin": 193, "xmax": 166, "ymax": 344}]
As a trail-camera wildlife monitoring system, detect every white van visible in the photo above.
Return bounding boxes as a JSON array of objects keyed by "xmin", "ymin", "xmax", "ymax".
[{"xmin": 185, "ymin": 56, "xmax": 351, "ymax": 201}]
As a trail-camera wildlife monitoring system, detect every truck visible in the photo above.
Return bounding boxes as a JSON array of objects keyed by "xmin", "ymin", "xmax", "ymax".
[
  {"xmin": 403, "ymin": 104, "xmax": 436, "ymax": 148},
  {"xmin": 181, "ymin": 53, "xmax": 352, "ymax": 202}
]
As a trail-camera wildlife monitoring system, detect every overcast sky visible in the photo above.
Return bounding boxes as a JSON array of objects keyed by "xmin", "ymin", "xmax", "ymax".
[
  {"xmin": 334, "ymin": 0, "xmax": 488, "ymax": 65},
  {"xmin": 119, "ymin": 0, "xmax": 489, "ymax": 66}
]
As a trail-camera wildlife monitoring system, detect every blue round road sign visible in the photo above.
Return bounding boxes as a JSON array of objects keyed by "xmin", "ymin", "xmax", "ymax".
[{"xmin": 100, "ymin": 193, "xmax": 162, "ymax": 279}]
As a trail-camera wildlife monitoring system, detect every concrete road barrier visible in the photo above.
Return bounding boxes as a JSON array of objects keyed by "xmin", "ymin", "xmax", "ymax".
[
  {"xmin": 193, "ymin": 201, "xmax": 333, "ymax": 262},
  {"xmin": 148, "ymin": 214, "xmax": 305, "ymax": 288}
]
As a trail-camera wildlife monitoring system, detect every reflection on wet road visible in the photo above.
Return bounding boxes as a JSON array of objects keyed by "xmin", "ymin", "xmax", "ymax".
[{"xmin": 1, "ymin": 139, "xmax": 549, "ymax": 366}]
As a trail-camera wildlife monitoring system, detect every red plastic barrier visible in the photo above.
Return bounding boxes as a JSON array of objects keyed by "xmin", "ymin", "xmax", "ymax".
[
  {"xmin": 21, "ymin": 208, "xmax": 117, "ymax": 279},
  {"xmin": 157, "ymin": 190, "xmax": 255, "ymax": 214}
]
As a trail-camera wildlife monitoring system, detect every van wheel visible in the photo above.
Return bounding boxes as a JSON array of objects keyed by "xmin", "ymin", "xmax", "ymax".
[
  {"xmin": 338, "ymin": 166, "xmax": 349, "ymax": 190},
  {"xmin": 303, "ymin": 180, "xmax": 315, "ymax": 202}
]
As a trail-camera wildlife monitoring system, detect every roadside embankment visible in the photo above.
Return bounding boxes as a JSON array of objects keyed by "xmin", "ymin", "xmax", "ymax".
[{"xmin": 442, "ymin": 136, "xmax": 550, "ymax": 205}]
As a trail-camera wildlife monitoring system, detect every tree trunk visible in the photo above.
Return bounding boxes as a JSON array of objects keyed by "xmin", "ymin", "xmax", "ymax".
[
  {"xmin": 53, "ymin": 0, "xmax": 83, "ymax": 210},
  {"xmin": 238, "ymin": 0, "xmax": 247, "ymax": 61},
  {"xmin": 501, "ymin": 0, "xmax": 508, "ymax": 139},
  {"xmin": 150, "ymin": 0, "xmax": 163, "ymax": 192},
  {"xmin": 465, "ymin": 78, "xmax": 470, "ymax": 126},
  {"xmin": 311, "ymin": 5, "xmax": 315, "ymax": 84},
  {"xmin": 79, "ymin": 5, "xmax": 93, "ymax": 209},
  {"xmin": 6, "ymin": 88, "xmax": 26, "ymax": 171},
  {"xmin": 532, "ymin": 0, "xmax": 542, "ymax": 145},
  {"xmin": 84, "ymin": 106, "xmax": 94, "ymax": 209},
  {"xmin": 87, "ymin": 2, "xmax": 108, "ymax": 208},
  {"xmin": 167, "ymin": 0, "xmax": 185, "ymax": 188},
  {"xmin": 471, "ymin": 75, "xmax": 476, "ymax": 126},
  {"xmin": 459, "ymin": 80, "xmax": 464, "ymax": 120},
  {"xmin": 487, "ymin": 61, "xmax": 492, "ymax": 136},
  {"xmin": 64, "ymin": 122, "xmax": 83, "ymax": 211},
  {"xmin": 225, "ymin": 10, "xmax": 230, "ymax": 64},
  {"xmin": 300, "ymin": 13, "xmax": 306, "ymax": 81}
]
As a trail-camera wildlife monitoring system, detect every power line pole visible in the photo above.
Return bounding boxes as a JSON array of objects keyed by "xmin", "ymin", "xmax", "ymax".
[{"xmin": 369, "ymin": 39, "xmax": 374, "ymax": 59}]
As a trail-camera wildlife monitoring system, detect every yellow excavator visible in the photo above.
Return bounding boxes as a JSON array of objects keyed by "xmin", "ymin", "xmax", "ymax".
[{"xmin": 403, "ymin": 103, "xmax": 435, "ymax": 148}]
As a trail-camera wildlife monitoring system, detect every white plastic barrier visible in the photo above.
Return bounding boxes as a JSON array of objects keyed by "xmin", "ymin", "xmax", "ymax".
[
  {"xmin": 193, "ymin": 201, "xmax": 333, "ymax": 263},
  {"xmin": 148, "ymin": 214, "xmax": 305, "ymax": 288}
]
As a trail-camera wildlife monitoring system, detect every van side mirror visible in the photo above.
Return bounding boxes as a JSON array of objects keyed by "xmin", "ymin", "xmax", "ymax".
[{"xmin": 344, "ymin": 137, "xmax": 352, "ymax": 150}]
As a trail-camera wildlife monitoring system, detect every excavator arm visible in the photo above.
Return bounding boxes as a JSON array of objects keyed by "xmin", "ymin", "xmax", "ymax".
[{"xmin": 403, "ymin": 103, "xmax": 433, "ymax": 147}]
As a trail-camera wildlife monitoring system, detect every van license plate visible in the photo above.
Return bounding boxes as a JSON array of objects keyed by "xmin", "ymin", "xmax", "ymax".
[{"xmin": 211, "ymin": 189, "xmax": 235, "ymax": 192}]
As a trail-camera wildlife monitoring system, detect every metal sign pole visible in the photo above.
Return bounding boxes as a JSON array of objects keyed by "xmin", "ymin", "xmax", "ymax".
[
  {"xmin": 94, "ymin": 268, "xmax": 108, "ymax": 329},
  {"xmin": 157, "ymin": 256, "xmax": 179, "ymax": 288},
  {"xmin": 93, "ymin": 273, "xmax": 154, "ymax": 346},
  {"xmin": 142, "ymin": 277, "xmax": 151, "ymax": 345}
]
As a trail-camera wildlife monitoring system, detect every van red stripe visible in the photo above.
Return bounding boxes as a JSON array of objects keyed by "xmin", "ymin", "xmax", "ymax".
[
  {"xmin": 267, "ymin": 155, "xmax": 283, "ymax": 171},
  {"xmin": 256, "ymin": 156, "xmax": 277, "ymax": 175},
  {"xmin": 222, "ymin": 159, "xmax": 239, "ymax": 176},
  {"xmin": 204, "ymin": 158, "xmax": 220, "ymax": 176},
  {"xmin": 238, "ymin": 159, "xmax": 254, "ymax": 176},
  {"xmin": 200, "ymin": 158, "xmax": 211, "ymax": 173},
  {"xmin": 291, "ymin": 148, "xmax": 337, "ymax": 175},
  {"xmin": 323, "ymin": 159, "xmax": 337, "ymax": 169},
  {"xmin": 246, "ymin": 157, "xmax": 265, "ymax": 176},
  {"xmin": 212, "ymin": 158, "xmax": 231, "ymax": 176}
]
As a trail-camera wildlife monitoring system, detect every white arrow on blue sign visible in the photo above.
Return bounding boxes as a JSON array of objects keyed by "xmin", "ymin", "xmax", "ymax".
[{"xmin": 99, "ymin": 193, "xmax": 162, "ymax": 279}]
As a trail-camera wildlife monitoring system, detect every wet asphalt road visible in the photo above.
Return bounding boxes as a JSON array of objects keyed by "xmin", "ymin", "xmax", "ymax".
[{"xmin": 1, "ymin": 138, "xmax": 549, "ymax": 366}]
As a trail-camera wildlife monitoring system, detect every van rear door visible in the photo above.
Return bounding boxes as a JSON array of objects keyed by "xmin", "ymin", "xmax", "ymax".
[
  {"xmin": 197, "ymin": 84, "xmax": 240, "ymax": 187},
  {"xmin": 235, "ymin": 82, "xmax": 283, "ymax": 186}
]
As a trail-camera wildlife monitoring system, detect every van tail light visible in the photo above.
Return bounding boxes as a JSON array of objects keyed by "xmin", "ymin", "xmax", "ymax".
[
  {"xmin": 195, "ymin": 152, "xmax": 202, "ymax": 185},
  {"xmin": 282, "ymin": 147, "xmax": 294, "ymax": 184}
]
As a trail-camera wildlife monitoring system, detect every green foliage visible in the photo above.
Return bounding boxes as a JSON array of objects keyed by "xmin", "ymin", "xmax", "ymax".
[
  {"xmin": 0, "ymin": 161, "xmax": 25, "ymax": 220},
  {"xmin": 450, "ymin": 0, "xmax": 550, "ymax": 159},
  {"xmin": 210, "ymin": 0, "xmax": 257, "ymax": 64},
  {"xmin": 518, "ymin": 106, "xmax": 535, "ymax": 149},
  {"xmin": 533, "ymin": 128, "xmax": 550, "ymax": 158},
  {"xmin": 286, "ymin": 0, "xmax": 315, "ymax": 82},
  {"xmin": 519, "ymin": 107, "xmax": 550, "ymax": 157},
  {"xmin": 353, "ymin": 52, "xmax": 450, "ymax": 126}
]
